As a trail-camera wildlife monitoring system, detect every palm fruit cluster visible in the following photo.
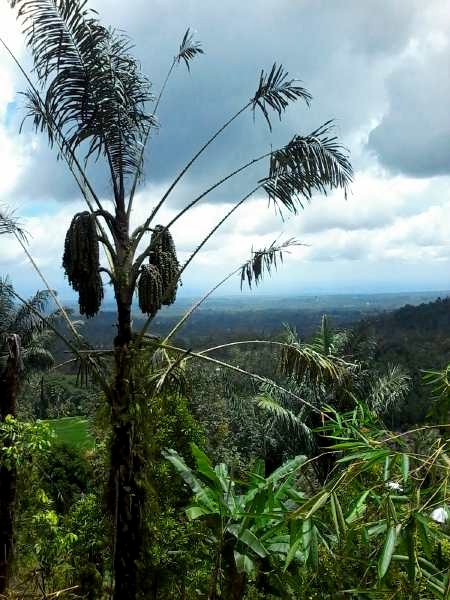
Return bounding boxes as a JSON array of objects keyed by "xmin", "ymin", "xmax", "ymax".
[
  {"xmin": 138, "ymin": 225, "xmax": 179, "ymax": 315},
  {"xmin": 62, "ymin": 211, "xmax": 103, "ymax": 318},
  {"xmin": 138, "ymin": 264, "xmax": 163, "ymax": 317}
]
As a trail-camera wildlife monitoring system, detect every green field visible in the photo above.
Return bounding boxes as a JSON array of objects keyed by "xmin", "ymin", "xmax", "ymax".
[{"xmin": 46, "ymin": 416, "xmax": 95, "ymax": 449}]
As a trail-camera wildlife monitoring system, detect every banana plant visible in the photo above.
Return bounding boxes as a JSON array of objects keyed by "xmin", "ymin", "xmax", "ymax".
[{"xmin": 164, "ymin": 443, "xmax": 307, "ymax": 599}]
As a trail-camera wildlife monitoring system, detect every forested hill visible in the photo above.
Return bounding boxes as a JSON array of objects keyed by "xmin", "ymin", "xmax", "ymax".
[
  {"xmin": 368, "ymin": 296, "xmax": 450, "ymax": 364},
  {"xmin": 363, "ymin": 296, "xmax": 450, "ymax": 423},
  {"xmin": 75, "ymin": 291, "xmax": 450, "ymax": 349}
]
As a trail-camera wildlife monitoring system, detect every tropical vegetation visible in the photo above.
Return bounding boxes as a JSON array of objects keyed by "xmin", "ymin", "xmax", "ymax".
[{"xmin": 0, "ymin": 1, "xmax": 449, "ymax": 599}]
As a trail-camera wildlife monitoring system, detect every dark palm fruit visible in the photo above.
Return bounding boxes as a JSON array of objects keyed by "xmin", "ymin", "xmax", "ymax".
[
  {"xmin": 150, "ymin": 225, "xmax": 176, "ymax": 255},
  {"xmin": 149, "ymin": 225, "xmax": 179, "ymax": 305},
  {"xmin": 138, "ymin": 264, "xmax": 163, "ymax": 316},
  {"xmin": 62, "ymin": 211, "xmax": 103, "ymax": 318}
]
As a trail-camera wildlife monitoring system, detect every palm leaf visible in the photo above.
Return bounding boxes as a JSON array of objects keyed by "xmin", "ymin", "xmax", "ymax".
[
  {"xmin": 176, "ymin": 28, "xmax": 204, "ymax": 71},
  {"xmin": 0, "ymin": 206, "xmax": 27, "ymax": 241},
  {"xmin": 0, "ymin": 277, "xmax": 15, "ymax": 334},
  {"xmin": 310, "ymin": 315, "xmax": 334, "ymax": 355},
  {"xmin": 240, "ymin": 238, "xmax": 302, "ymax": 289},
  {"xmin": 11, "ymin": 0, "xmax": 155, "ymax": 194},
  {"xmin": 251, "ymin": 63, "xmax": 312, "ymax": 130},
  {"xmin": 369, "ymin": 365, "xmax": 410, "ymax": 418},
  {"xmin": 261, "ymin": 121, "xmax": 352, "ymax": 215},
  {"xmin": 10, "ymin": 289, "xmax": 52, "ymax": 341},
  {"xmin": 279, "ymin": 343, "xmax": 350, "ymax": 388}
]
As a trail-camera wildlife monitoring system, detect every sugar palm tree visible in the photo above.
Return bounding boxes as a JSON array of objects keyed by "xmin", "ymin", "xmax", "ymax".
[
  {"xmin": 0, "ymin": 276, "xmax": 54, "ymax": 593},
  {"xmin": 6, "ymin": 1, "xmax": 352, "ymax": 596}
]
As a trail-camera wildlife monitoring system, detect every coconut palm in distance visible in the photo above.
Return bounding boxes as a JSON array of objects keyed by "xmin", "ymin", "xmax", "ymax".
[{"xmin": 6, "ymin": 1, "xmax": 352, "ymax": 596}]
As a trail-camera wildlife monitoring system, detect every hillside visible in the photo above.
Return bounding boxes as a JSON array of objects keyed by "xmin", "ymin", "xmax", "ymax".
[{"xmin": 363, "ymin": 296, "xmax": 450, "ymax": 423}]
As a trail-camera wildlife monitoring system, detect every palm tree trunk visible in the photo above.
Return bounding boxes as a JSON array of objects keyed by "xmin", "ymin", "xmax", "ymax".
[
  {"xmin": 0, "ymin": 335, "xmax": 21, "ymax": 594},
  {"xmin": 109, "ymin": 285, "xmax": 146, "ymax": 599}
]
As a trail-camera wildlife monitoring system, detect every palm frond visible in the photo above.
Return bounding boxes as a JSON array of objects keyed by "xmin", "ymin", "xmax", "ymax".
[
  {"xmin": 0, "ymin": 277, "xmax": 15, "ymax": 334},
  {"xmin": 12, "ymin": 0, "xmax": 155, "ymax": 193},
  {"xmin": 0, "ymin": 206, "xmax": 27, "ymax": 241},
  {"xmin": 256, "ymin": 388, "xmax": 316, "ymax": 455},
  {"xmin": 261, "ymin": 121, "xmax": 352, "ymax": 215},
  {"xmin": 240, "ymin": 238, "xmax": 302, "ymax": 289},
  {"xmin": 22, "ymin": 336, "xmax": 54, "ymax": 373},
  {"xmin": 176, "ymin": 28, "xmax": 204, "ymax": 71},
  {"xmin": 147, "ymin": 357, "xmax": 188, "ymax": 398},
  {"xmin": 257, "ymin": 392, "xmax": 300, "ymax": 429},
  {"xmin": 369, "ymin": 365, "xmax": 410, "ymax": 418},
  {"xmin": 11, "ymin": 289, "xmax": 52, "ymax": 342},
  {"xmin": 310, "ymin": 315, "xmax": 334, "ymax": 355},
  {"xmin": 279, "ymin": 342, "xmax": 350, "ymax": 389},
  {"xmin": 251, "ymin": 63, "xmax": 312, "ymax": 130}
]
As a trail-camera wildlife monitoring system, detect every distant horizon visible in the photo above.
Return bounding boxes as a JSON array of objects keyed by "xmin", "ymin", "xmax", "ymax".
[{"xmin": 56, "ymin": 287, "xmax": 450, "ymax": 313}]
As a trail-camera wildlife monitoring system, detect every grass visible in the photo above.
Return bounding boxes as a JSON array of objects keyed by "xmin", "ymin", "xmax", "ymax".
[{"xmin": 46, "ymin": 416, "xmax": 95, "ymax": 450}]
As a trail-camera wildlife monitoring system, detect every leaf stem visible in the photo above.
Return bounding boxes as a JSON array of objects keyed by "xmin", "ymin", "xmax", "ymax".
[{"xmin": 145, "ymin": 102, "xmax": 251, "ymax": 225}]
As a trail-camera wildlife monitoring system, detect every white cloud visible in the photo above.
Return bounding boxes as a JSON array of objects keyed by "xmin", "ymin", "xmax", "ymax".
[{"xmin": 1, "ymin": 1, "xmax": 450, "ymax": 299}]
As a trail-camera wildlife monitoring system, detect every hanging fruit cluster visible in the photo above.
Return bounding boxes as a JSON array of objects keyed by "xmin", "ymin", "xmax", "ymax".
[
  {"xmin": 138, "ymin": 225, "xmax": 180, "ymax": 316},
  {"xmin": 62, "ymin": 211, "xmax": 103, "ymax": 318}
]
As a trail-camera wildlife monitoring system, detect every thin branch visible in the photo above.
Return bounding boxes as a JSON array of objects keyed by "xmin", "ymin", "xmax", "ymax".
[
  {"xmin": 163, "ymin": 267, "xmax": 241, "ymax": 343},
  {"xmin": 163, "ymin": 239, "xmax": 301, "ymax": 343},
  {"xmin": 145, "ymin": 102, "xmax": 251, "ymax": 225},
  {"xmin": 50, "ymin": 358, "xmax": 77, "ymax": 372},
  {"xmin": 178, "ymin": 185, "xmax": 260, "ymax": 280},
  {"xmin": 149, "ymin": 339, "xmax": 328, "ymax": 418},
  {"xmin": 13, "ymin": 231, "xmax": 81, "ymax": 341},
  {"xmin": 128, "ymin": 27, "xmax": 204, "ymax": 217},
  {"xmin": 131, "ymin": 147, "xmax": 271, "ymax": 250},
  {"xmin": 99, "ymin": 266, "xmax": 114, "ymax": 280},
  {"xmin": 127, "ymin": 58, "xmax": 176, "ymax": 217},
  {"xmin": 197, "ymin": 339, "xmax": 296, "ymax": 355}
]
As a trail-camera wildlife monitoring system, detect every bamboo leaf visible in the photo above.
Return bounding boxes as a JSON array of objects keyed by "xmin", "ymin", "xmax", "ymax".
[
  {"xmin": 292, "ymin": 491, "xmax": 330, "ymax": 519},
  {"xmin": 378, "ymin": 524, "xmax": 401, "ymax": 579},
  {"xmin": 401, "ymin": 453, "xmax": 410, "ymax": 484},
  {"xmin": 346, "ymin": 490, "xmax": 370, "ymax": 524},
  {"xmin": 330, "ymin": 492, "xmax": 347, "ymax": 538}
]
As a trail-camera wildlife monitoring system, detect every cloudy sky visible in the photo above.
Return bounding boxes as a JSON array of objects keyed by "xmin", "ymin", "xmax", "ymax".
[{"xmin": 1, "ymin": 0, "xmax": 450, "ymax": 302}]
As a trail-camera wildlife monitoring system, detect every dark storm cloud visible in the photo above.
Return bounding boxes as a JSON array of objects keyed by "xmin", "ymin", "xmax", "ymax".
[
  {"xmin": 368, "ymin": 50, "xmax": 450, "ymax": 177},
  {"xmin": 7, "ymin": 0, "xmax": 433, "ymax": 204}
]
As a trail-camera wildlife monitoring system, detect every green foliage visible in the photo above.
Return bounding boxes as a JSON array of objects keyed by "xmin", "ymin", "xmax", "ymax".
[
  {"xmin": 164, "ymin": 398, "xmax": 450, "ymax": 599},
  {"xmin": 66, "ymin": 493, "xmax": 107, "ymax": 599},
  {"xmin": 424, "ymin": 363, "xmax": 450, "ymax": 428},
  {"xmin": 0, "ymin": 416, "xmax": 54, "ymax": 469},
  {"xmin": 136, "ymin": 392, "xmax": 207, "ymax": 598},
  {"xmin": 165, "ymin": 443, "xmax": 308, "ymax": 596},
  {"xmin": 12, "ymin": 424, "xmax": 108, "ymax": 597},
  {"xmin": 40, "ymin": 442, "xmax": 93, "ymax": 513}
]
